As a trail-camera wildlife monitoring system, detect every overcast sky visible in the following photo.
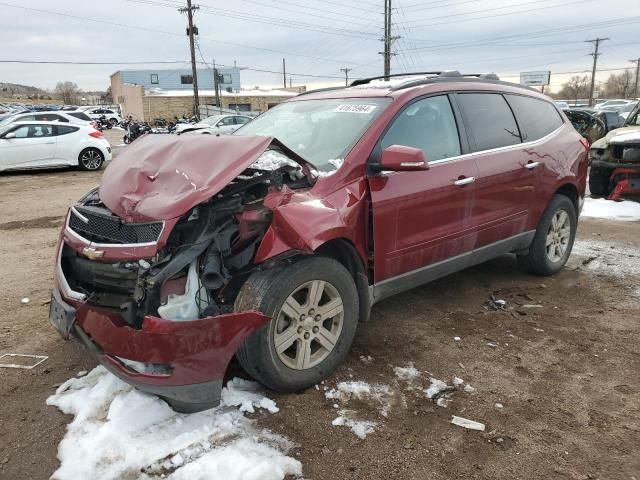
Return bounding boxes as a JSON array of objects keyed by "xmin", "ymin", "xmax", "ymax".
[{"xmin": 0, "ymin": 0, "xmax": 638, "ymax": 93}]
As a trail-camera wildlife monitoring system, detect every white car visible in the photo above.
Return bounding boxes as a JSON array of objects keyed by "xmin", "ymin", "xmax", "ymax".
[
  {"xmin": 0, "ymin": 121, "xmax": 112, "ymax": 172},
  {"xmin": 87, "ymin": 108, "xmax": 121, "ymax": 126},
  {"xmin": 594, "ymin": 99, "xmax": 634, "ymax": 110},
  {"xmin": 176, "ymin": 114, "xmax": 252, "ymax": 135},
  {"xmin": 0, "ymin": 111, "xmax": 96, "ymax": 129}
]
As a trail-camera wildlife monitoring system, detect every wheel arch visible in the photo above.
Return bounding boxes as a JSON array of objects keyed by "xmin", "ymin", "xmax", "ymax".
[
  {"xmin": 553, "ymin": 182, "xmax": 579, "ymax": 214},
  {"xmin": 314, "ymin": 238, "xmax": 372, "ymax": 323}
]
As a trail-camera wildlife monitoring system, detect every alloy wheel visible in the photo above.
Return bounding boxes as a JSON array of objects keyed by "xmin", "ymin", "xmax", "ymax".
[
  {"xmin": 545, "ymin": 209, "xmax": 571, "ymax": 263},
  {"xmin": 80, "ymin": 150, "xmax": 103, "ymax": 170},
  {"xmin": 273, "ymin": 280, "xmax": 344, "ymax": 370}
]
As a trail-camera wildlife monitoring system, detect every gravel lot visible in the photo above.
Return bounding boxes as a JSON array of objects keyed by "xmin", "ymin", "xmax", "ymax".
[{"xmin": 0, "ymin": 131, "xmax": 638, "ymax": 479}]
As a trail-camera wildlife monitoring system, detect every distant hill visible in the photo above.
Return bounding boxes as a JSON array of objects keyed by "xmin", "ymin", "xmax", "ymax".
[{"xmin": 0, "ymin": 82, "xmax": 48, "ymax": 96}]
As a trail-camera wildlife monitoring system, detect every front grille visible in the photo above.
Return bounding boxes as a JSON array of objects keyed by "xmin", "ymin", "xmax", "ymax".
[{"xmin": 69, "ymin": 206, "xmax": 163, "ymax": 244}]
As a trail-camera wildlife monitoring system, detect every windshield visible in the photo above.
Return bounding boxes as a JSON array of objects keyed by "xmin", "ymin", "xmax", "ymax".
[{"xmin": 235, "ymin": 98, "xmax": 391, "ymax": 171}]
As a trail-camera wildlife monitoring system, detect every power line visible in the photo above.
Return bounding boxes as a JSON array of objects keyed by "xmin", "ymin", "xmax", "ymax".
[{"xmin": 0, "ymin": 2, "xmax": 377, "ymax": 69}]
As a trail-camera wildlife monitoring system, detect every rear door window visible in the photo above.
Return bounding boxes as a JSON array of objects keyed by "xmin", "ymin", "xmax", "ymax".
[
  {"xmin": 381, "ymin": 95, "xmax": 461, "ymax": 162},
  {"xmin": 505, "ymin": 95, "xmax": 563, "ymax": 141},
  {"xmin": 457, "ymin": 93, "xmax": 521, "ymax": 151},
  {"xmin": 68, "ymin": 112, "xmax": 92, "ymax": 121}
]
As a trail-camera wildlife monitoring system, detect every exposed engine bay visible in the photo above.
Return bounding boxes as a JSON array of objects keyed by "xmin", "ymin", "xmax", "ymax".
[{"xmin": 61, "ymin": 148, "xmax": 311, "ymax": 328}]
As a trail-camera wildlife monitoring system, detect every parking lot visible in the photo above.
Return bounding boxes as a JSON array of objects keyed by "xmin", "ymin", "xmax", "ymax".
[{"xmin": 0, "ymin": 128, "xmax": 638, "ymax": 479}]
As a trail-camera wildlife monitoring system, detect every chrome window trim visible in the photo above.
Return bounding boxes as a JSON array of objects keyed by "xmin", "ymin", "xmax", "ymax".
[
  {"xmin": 427, "ymin": 122, "xmax": 566, "ymax": 167},
  {"xmin": 65, "ymin": 209, "xmax": 165, "ymax": 248}
]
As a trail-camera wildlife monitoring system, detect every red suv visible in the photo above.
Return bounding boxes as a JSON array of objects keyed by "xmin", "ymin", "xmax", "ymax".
[{"xmin": 50, "ymin": 72, "xmax": 588, "ymax": 411}]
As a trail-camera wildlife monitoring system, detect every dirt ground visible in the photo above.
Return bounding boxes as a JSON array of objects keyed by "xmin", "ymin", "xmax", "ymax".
[{"xmin": 0, "ymin": 133, "xmax": 638, "ymax": 480}]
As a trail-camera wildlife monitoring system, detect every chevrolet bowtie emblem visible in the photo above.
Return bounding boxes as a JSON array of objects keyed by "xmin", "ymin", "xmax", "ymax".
[{"xmin": 82, "ymin": 247, "xmax": 105, "ymax": 260}]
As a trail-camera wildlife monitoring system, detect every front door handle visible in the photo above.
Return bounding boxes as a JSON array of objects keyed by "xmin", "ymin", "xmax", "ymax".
[
  {"xmin": 525, "ymin": 161, "xmax": 540, "ymax": 169},
  {"xmin": 454, "ymin": 176, "xmax": 475, "ymax": 186}
]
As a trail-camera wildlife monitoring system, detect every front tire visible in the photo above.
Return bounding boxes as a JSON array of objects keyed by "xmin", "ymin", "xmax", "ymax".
[
  {"xmin": 517, "ymin": 194, "xmax": 577, "ymax": 276},
  {"xmin": 588, "ymin": 166, "xmax": 613, "ymax": 197},
  {"xmin": 78, "ymin": 148, "xmax": 104, "ymax": 171},
  {"xmin": 235, "ymin": 257, "xmax": 359, "ymax": 392}
]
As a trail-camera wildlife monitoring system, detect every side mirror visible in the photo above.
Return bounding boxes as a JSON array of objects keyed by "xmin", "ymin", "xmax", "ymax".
[
  {"xmin": 3, "ymin": 132, "xmax": 16, "ymax": 139},
  {"xmin": 379, "ymin": 145, "xmax": 429, "ymax": 171}
]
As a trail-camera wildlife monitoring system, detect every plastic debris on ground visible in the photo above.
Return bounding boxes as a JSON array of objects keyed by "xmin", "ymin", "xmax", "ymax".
[
  {"xmin": 21, "ymin": 297, "xmax": 29, "ymax": 304},
  {"xmin": 451, "ymin": 415, "xmax": 486, "ymax": 431},
  {"xmin": 46, "ymin": 367, "xmax": 301, "ymax": 480}
]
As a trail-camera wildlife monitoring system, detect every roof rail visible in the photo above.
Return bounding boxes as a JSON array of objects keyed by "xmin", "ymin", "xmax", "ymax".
[
  {"xmin": 350, "ymin": 71, "xmax": 448, "ymax": 87},
  {"xmin": 463, "ymin": 73, "xmax": 501, "ymax": 80},
  {"xmin": 296, "ymin": 86, "xmax": 346, "ymax": 97}
]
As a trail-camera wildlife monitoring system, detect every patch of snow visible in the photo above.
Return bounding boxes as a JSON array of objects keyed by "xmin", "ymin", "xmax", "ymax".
[
  {"xmin": 359, "ymin": 355, "xmax": 373, "ymax": 364},
  {"xmin": 424, "ymin": 378, "xmax": 449, "ymax": 399},
  {"xmin": 331, "ymin": 410, "xmax": 376, "ymax": 439},
  {"xmin": 582, "ymin": 198, "xmax": 640, "ymax": 222},
  {"xmin": 325, "ymin": 381, "xmax": 394, "ymax": 417},
  {"xmin": 572, "ymin": 238, "xmax": 640, "ymax": 283},
  {"xmin": 495, "ymin": 402, "xmax": 504, "ymax": 409},
  {"xmin": 250, "ymin": 149, "xmax": 301, "ymax": 172},
  {"xmin": 393, "ymin": 364, "xmax": 420, "ymax": 382},
  {"xmin": 452, "ymin": 377, "xmax": 465, "ymax": 387},
  {"xmin": 463, "ymin": 384, "xmax": 476, "ymax": 394},
  {"xmin": 46, "ymin": 367, "xmax": 301, "ymax": 480},
  {"xmin": 20, "ymin": 297, "xmax": 29, "ymax": 304},
  {"xmin": 76, "ymin": 370, "xmax": 87, "ymax": 377},
  {"xmin": 311, "ymin": 159, "xmax": 344, "ymax": 178},
  {"xmin": 453, "ymin": 336, "xmax": 461, "ymax": 341}
]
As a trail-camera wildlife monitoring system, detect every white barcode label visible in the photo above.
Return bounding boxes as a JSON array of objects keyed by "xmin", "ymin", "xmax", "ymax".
[{"xmin": 334, "ymin": 104, "xmax": 377, "ymax": 114}]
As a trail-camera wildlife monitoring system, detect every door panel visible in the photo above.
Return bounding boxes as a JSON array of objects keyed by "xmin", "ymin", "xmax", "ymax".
[
  {"xmin": 369, "ymin": 159, "xmax": 479, "ymax": 282},
  {"xmin": 454, "ymin": 93, "xmax": 535, "ymax": 249},
  {"xmin": 0, "ymin": 125, "xmax": 56, "ymax": 169},
  {"xmin": 368, "ymin": 94, "xmax": 477, "ymax": 283}
]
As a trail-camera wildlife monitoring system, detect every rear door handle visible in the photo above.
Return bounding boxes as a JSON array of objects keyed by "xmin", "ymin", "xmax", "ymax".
[
  {"xmin": 525, "ymin": 161, "xmax": 540, "ymax": 169},
  {"xmin": 454, "ymin": 176, "xmax": 475, "ymax": 186}
]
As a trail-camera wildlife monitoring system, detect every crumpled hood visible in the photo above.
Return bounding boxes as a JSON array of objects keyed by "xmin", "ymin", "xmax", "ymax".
[
  {"xmin": 100, "ymin": 134, "xmax": 274, "ymax": 222},
  {"xmin": 591, "ymin": 125, "xmax": 640, "ymax": 149}
]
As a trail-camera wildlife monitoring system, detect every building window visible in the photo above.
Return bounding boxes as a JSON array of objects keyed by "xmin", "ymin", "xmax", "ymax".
[
  {"xmin": 181, "ymin": 75, "xmax": 193, "ymax": 85},
  {"xmin": 150, "ymin": 74, "xmax": 159, "ymax": 84},
  {"xmin": 229, "ymin": 103, "xmax": 251, "ymax": 112},
  {"xmin": 222, "ymin": 74, "xmax": 232, "ymax": 84}
]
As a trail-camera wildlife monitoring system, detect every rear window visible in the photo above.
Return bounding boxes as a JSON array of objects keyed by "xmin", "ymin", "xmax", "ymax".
[
  {"xmin": 457, "ymin": 93, "xmax": 521, "ymax": 151},
  {"xmin": 506, "ymin": 95, "xmax": 563, "ymax": 141},
  {"xmin": 68, "ymin": 112, "xmax": 92, "ymax": 121}
]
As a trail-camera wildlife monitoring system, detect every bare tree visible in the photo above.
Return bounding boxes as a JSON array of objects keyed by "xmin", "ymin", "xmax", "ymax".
[
  {"xmin": 54, "ymin": 81, "xmax": 80, "ymax": 105},
  {"xmin": 557, "ymin": 75, "xmax": 590, "ymax": 103},
  {"xmin": 601, "ymin": 70, "xmax": 636, "ymax": 98}
]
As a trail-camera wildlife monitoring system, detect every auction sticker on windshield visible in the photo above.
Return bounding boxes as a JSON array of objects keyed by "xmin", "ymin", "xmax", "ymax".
[{"xmin": 334, "ymin": 104, "xmax": 377, "ymax": 114}]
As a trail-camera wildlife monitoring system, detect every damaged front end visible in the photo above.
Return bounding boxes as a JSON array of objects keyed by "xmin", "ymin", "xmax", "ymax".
[
  {"xmin": 589, "ymin": 128, "xmax": 640, "ymax": 199},
  {"xmin": 51, "ymin": 134, "xmax": 313, "ymax": 411}
]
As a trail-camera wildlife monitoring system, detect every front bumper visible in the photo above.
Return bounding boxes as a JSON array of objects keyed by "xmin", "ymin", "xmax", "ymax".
[
  {"xmin": 52, "ymin": 220, "xmax": 270, "ymax": 412},
  {"xmin": 52, "ymin": 287, "xmax": 269, "ymax": 411}
]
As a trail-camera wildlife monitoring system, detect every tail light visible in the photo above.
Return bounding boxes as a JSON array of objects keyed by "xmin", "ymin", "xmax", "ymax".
[
  {"xmin": 89, "ymin": 130, "xmax": 103, "ymax": 139},
  {"xmin": 579, "ymin": 137, "xmax": 590, "ymax": 151}
]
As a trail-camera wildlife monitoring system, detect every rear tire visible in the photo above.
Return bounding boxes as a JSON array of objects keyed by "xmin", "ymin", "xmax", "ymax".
[
  {"xmin": 235, "ymin": 257, "xmax": 359, "ymax": 392},
  {"xmin": 78, "ymin": 148, "xmax": 104, "ymax": 171},
  {"xmin": 588, "ymin": 166, "xmax": 612, "ymax": 197},
  {"xmin": 517, "ymin": 194, "xmax": 577, "ymax": 276}
]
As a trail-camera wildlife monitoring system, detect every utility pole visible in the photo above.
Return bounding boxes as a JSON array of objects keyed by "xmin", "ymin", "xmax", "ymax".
[
  {"xmin": 212, "ymin": 58, "xmax": 221, "ymax": 113},
  {"xmin": 379, "ymin": 0, "xmax": 399, "ymax": 79},
  {"xmin": 179, "ymin": 0, "xmax": 200, "ymax": 118},
  {"xmin": 630, "ymin": 58, "xmax": 640, "ymax": 98},
  {"xmin": 340, "ymin": 67, "xmax": 352, "ymax": 87},
  {"xmin": 586, "ymin": 37, "xmax": 608, "ymax": 107},
  {"xmin": 282, "ymin": 58, "xmax": 287, "ymax": 89}
]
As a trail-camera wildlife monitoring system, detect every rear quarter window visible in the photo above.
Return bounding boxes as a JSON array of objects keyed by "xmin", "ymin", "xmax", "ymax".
[
  {"xmin": 505, "ymin": 95, "xmax": 563, "ymax": 141},
  {"xmin": 456, "ymin": 93, "xmax": 522, "ymax": 151},
  {"xmin": 56, "ymin": 125, "xmax": 79, "ymax": 136}
]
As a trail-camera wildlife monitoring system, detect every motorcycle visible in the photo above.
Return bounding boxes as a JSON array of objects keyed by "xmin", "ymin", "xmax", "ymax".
[
  {"xmin": 95, "ymin": 115, "xmax": 112, "ymax": 130},
  {"xmin": 123, "ymin": 121, "xmax": 151, "ymax": 144}
]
